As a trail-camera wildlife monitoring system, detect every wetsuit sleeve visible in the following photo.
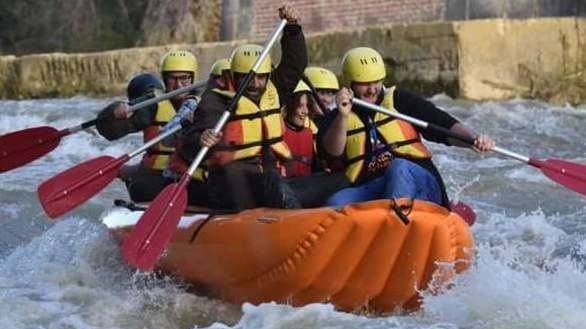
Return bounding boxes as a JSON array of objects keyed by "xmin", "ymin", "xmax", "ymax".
[
  {"xmin": 315, "ymin": 109, "xmax": 346, "ymax": 163},
  {"xmin": 392, "ymin": 88, "xmax": 459, "ymax": 145},
  {"xmin": 95, "ymin": 101, "xmax": 141, "ymax": 141},
  {"xmin": 271, "ymin": 24, "xmax": 308, "ymax": 106},
  {"xmin": 129, "ymin": 105, "xmax": 157, "ymax": 130}
]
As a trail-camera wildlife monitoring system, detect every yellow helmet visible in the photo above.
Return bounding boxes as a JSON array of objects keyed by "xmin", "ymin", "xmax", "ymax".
[
  {"xmin": 341, "ymin": 47, "xmax": 386, "ymax": 83},
  {"xmin": 304, "ymin": 66, "xmax": 339, "ymax": 90},
  {"xmin": 293, "ymin": 80, "xmax": 311, "ymax": 94},
  {"xmin": 209, "ymin": 58, "xmax": 231, "ymax": 76},
  {"xmin": 230, "ymin": 44, "xmax": 272, "ymax": 74},
  {"xmin": 160, "ymin": 50, "xmax": 198, "ymax": 76}
]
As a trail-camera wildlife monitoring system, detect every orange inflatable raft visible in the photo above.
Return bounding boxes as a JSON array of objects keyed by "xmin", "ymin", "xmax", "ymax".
[{"xmin": 101, "ymin": 198, "xmax": 474, "ymax": 313}]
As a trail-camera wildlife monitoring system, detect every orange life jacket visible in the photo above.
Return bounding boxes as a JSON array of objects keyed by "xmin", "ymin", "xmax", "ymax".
[
  {"xmin": 141, "ymin": 100, "xmax": 176, "ymax": 170},
  {"xmin": 209, "ymin": 81, "xmax": 292, "ymax": 167}
]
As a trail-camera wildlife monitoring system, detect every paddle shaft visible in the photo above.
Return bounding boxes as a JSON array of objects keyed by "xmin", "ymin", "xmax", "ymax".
[
  {"xmin": 61, "ymin": 92, "xmax": 156, "ymax": 136},
  {"xmin": 63, "ymin": 80, "xmax": 207, "ymax": 136},
  {"xmin": 301, "ymin": 74, "xmax": 329, "ymax": 114},
  {"xmin": 352, "ymin": 98, "xmax": 532, "ymax": 164},
  {"xmin": 129, "ymin": 124, "xmax": 182, "ymax": 158}
]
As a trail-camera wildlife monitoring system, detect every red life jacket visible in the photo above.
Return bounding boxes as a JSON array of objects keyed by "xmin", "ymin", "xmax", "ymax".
[{"xmin": 283, "ymin": 124, "xmax": 314, "ymax": 177}]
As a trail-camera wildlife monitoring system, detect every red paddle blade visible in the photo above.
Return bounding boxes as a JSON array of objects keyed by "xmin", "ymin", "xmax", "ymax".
[
  {"xmin": 450, "ymin": 201, "xmax": 476, "ymax": 226},
  {"xmin": 121, "ymin": 183, "xmax": 188, "ymax": 271},
  {"xmin": 530, "ymin": 158, "xmax": 586, "ymax": 196},
  {"xmin": 0, "ymin": 126, "xmax": 63, "ymax": 173},
  {"xmin": 38, "ymin": 155, "xmax": 126, "ymax": 218}
]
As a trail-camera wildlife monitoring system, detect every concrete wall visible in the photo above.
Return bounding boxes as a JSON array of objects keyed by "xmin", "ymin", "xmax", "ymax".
[
  {"xmin": 456, "ymin": 18, "xmax": 586, "ymax": 104},
  {"xmin": 445, "ymin": 0, "xmax": 586, "ymax": 20},
  {"xmin": 0, "ymin": 17, "xmax": 585, "ymax": 104}
]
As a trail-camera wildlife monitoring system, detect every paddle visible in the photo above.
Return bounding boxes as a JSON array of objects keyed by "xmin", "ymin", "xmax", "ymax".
[
  {"xmin": 352, "ymin": 98, "xmax": 586, "ymax": 197},
  {"xmin": 301, "ymin": 74, "xmax": 329, "ymax": 115},
  {"xmin": 449, "ymin": 201, "xmax": 476, "ymax": 226},
  {"xmin": 0, "ymin": 81, "xmax": 206, "ymax": 174},
  {"xmin": 121, "ymin": 19, "xmax": 289, "ymax": 271},
  {"xmin": 38, "ymin": 124, "xmax": 183, "ymax": 218}
]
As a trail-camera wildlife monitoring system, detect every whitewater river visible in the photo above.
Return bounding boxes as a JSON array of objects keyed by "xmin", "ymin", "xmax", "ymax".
[{"xmin": 0, "ymin": 95, "xmax": 585, "ymax": 329}]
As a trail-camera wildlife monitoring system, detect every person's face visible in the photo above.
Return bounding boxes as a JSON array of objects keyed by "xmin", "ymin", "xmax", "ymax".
[
  {"xmin": 317, "ymin": 90, "xmax": 335, "ymax": 110},
  {"xmin": 351, "ymin": 80, "xmax": 383, "ymax": 104},
  {"xmin": 236, "ymin": 73, "xmax": 269, "ymax": 103},
  {"xmin": 212, "ymin": 75, "xmax": 227, "ymax": 89},
  {"xmin": 290, "ymin": 94, "xmax": 309, "ymax": 127},
  {"xmin": 164, "ymin": 72, "xmax": 193, "ymax": 102}
]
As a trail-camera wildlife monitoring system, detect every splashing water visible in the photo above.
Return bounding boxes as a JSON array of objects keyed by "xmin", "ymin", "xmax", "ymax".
[{"xmin": 1, "ymin": 96, "xmax": 585, "ymax": 329}]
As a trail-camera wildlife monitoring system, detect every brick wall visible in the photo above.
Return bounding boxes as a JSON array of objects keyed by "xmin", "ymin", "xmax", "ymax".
[{"xmin": 252, "ymin": 0, "xmax": 446, "ymax": 37}]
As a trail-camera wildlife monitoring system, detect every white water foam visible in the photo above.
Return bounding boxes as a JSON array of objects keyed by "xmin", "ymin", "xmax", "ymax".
[{"xmin": 0, "ymin": 217, "xmax": 242, "ymax": 329}]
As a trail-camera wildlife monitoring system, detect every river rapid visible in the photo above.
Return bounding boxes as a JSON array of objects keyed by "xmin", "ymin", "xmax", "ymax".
[{"xmin": 0, "ymin": 95, "xmax": 585, "ymax": 329}]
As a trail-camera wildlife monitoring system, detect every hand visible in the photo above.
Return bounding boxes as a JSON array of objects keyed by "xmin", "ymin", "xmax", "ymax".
[
  {"xmin": 279, "ymin": 5, "xmax": 299, "ymax": 24},
  {"xmin": 200, "ymin": 129, "xmax": 222, "ymax": 148},
  {"xmin": 335, "ymin": 87, "xmax": 353, "ymax": 117},
  {"xmin": 112, "ymin": 102, "xmax": 131, "ymax": 119},
  {"xmin": 472, "ymin": 134, "xmax": 495, "ymax": 153}
]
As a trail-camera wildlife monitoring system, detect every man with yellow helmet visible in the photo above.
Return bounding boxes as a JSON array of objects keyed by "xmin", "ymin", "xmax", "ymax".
[
  {"xmin": 162, "ymin": 56, "xmax": 234, "ymax": 207},
  {"xmin": 320, "ymin": 47, "xmax": 495, "ymax": 208},
  {"xmin": 94, "ymin": 50, "xmax": 200, "ymax": 203},
  {"xmin": 179, "ymin": 5, "xmax": 306, "ymax": 211},
  {"xmin": 159, "ymin": 50, "xmax": 199, "ymax": 107}
]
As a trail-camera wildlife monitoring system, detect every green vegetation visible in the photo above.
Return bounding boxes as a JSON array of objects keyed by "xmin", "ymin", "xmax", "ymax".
[{"xmin": 0, "ymin": 0, "xmax": 221, "ymax": 56}]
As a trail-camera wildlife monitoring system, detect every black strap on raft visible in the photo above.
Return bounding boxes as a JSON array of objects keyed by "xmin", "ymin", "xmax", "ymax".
[
  {"xmin": 112, "ymin": 200, "xmax": 234, "ymax": 244},
  {"xmin": 114, "ymin": 199, "xmax": 146, "ymax": 211},
  {"xmin": 389, "ymin": 198, "xmax": 413, "ymax": 225},
  {"xmin": 188, "ymin": 215, "xmax": 213, "ymax": 243},
  {"xmin": 188, "ymin": 208, "xmax": 240, "ymax": 244}
]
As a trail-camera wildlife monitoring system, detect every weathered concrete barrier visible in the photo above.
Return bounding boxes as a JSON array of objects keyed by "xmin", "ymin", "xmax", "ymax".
[
  {"xmin": 0, "ymin": 17, "xmax": 584, "ymax": 104},
  {"xmin": 456, "ymin": 18, "xmax": 586, "ymax": 104}
]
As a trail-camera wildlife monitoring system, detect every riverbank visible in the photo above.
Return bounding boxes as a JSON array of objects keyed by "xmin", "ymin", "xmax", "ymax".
[{"xmin": 0, "ymin": 17, "xmax": 584, "ymax": 104}]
